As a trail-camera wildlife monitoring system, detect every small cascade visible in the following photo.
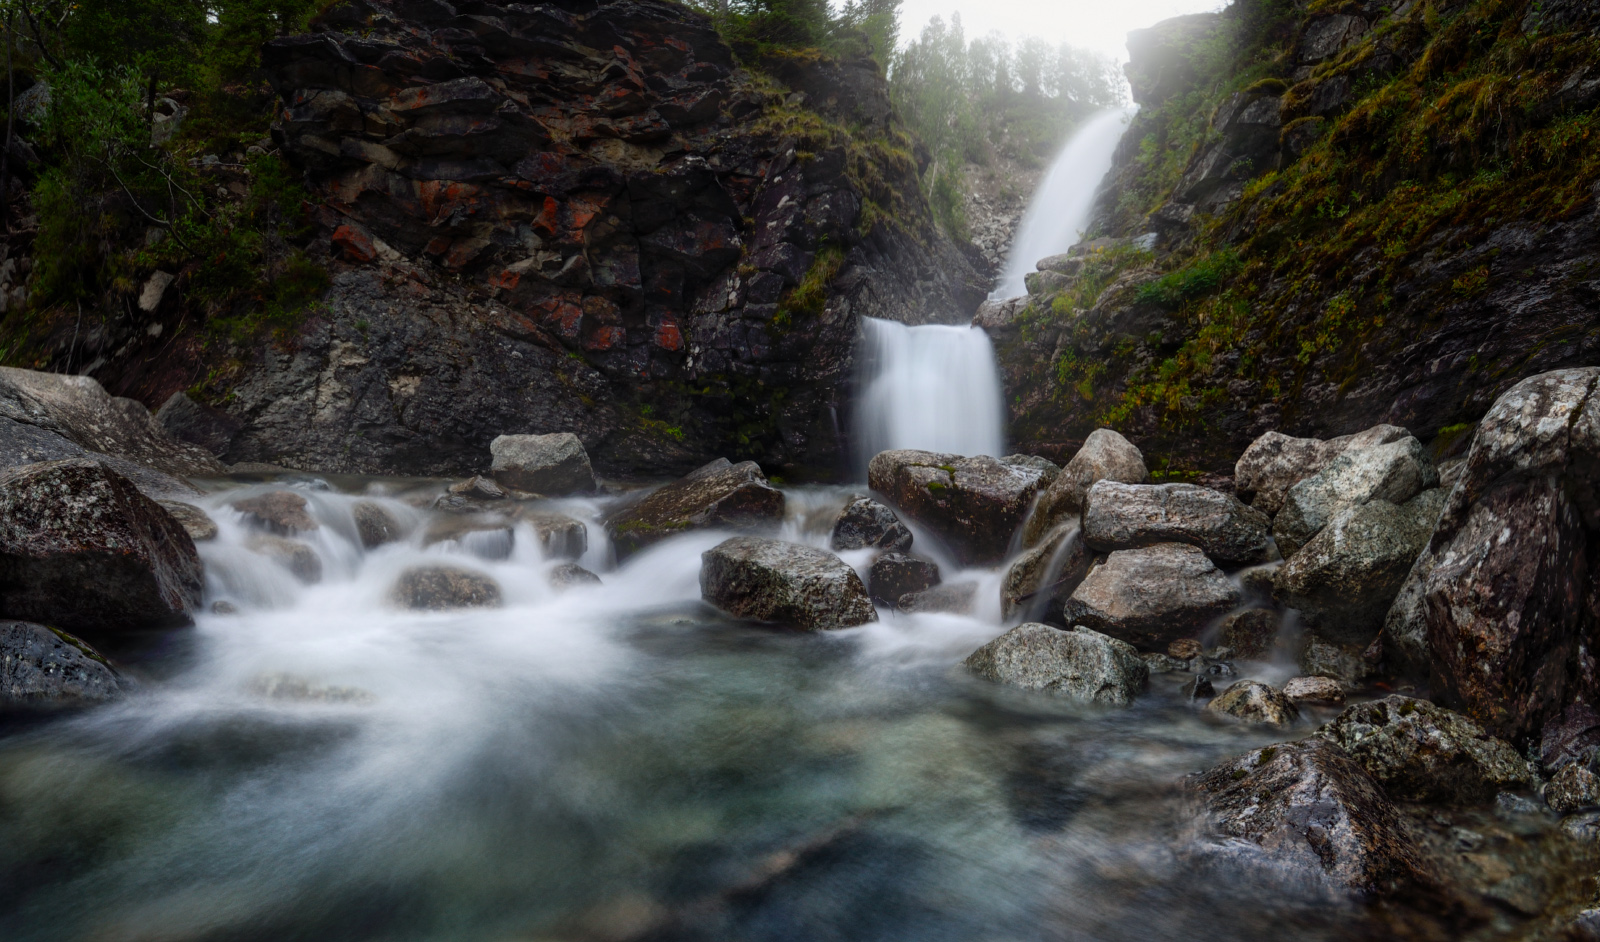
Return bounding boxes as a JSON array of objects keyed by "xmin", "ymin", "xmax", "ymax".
[
  {"xmin": 992, "ymin": 107, "xmax": 1137, "ymax": 298},
  {"xmin": 853, "ymin": 316, "xmax": 1006, "ymax": 472}
]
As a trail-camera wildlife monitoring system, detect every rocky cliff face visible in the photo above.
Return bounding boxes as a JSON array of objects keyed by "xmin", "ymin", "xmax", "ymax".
[
  {"xmin": 208, "ymin": 0, "xmax": 983, "ymax": 478},
  {"xmin": 988, "ymin": 0, "xmax": 1600, "ymax": 472}
]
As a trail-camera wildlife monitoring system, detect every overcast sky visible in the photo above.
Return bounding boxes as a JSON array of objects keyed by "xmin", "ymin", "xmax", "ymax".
[{"xmin": 896, "ymin": 0, "xmax": 1228, "ymax": 63}]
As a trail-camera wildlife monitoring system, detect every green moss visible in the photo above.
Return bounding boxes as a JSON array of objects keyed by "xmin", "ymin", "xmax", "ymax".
[
  {"xmin": 1133, "ymin": 249, "xmax": 1242, "ymax": 309},
  {"xmin": 774, "ymin": 245, "xmax": 846, "ymax": 328},
  {"xmin": 1244, "ymin": 78, "xmax": 1288, "ymax": 96}
]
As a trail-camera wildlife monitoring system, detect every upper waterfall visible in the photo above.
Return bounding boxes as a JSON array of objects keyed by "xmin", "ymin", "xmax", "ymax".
[{"xmin": 992, "ymin": 107, "xmax": 1137, "ymax": 298}]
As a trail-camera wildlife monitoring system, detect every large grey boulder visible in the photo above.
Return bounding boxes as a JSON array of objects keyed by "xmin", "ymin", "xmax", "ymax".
[
  {"xmin": 1, "ymin": 621, "xmax": 125, "ymax": 710},
  {"xmin": 829, "ymin": 497, "xmax": 911, "ymax": 553},
  {"xmin": 1000, "ymin": 522, "xmax": 1090, "ymax": 620},
  {"xmin": 1234, "ymin": 424, "xmax": 1409, "ymax": 516},
  {"xmin": 964, "ymin": 623, "xmax": 1148, "ymax": 705},
  {"xmin": 1082, "ymin": 480, "xmax": 1272, "ymax": 566},
  {"xmin": 605, "ymin": 459, "xmax": 785, "ymax": 561},
  {"xmin": 0, "ymin": 458, "xmax": 203, "ymax": 633},
  {"xmin": 1314, "ymin": 696, "xmax": 1535, "ymax": 804},
  {"xmin": 1022, "ymin": 429, "xmax": 1148, "ymax": 546},
  {"xmin": 1272, "ymin": 489, "xmax": 1445, "ymax": 647},
  {"xmin": 867, "ymin": 450, "xmax": 1047, "ymax": 566},
  {"xmin": 1273, "ymin": 435, "xmax": 1438, "ymax": 556},
  {"xmin": 700, "ymin": 537, "xmax": 876, "ymax": 630},
  {"xmin": 1188, "ymin": 738, "xmax": 1435, "ymax": 898},
  {"xmin": 389, "ymin": 565, "xmax": 503, "ymax": 610},
  {"xmin": 1060, "ymin": 543, "xmax": 1241, "ymax": 650},
  {"xmin": 489, "ymin": 432, "xmax": 597, "ymax": 495}
]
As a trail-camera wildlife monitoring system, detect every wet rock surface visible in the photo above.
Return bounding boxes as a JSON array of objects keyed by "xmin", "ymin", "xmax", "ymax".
[
  {"xmin": 1272, "ymin": 436, "xmax": 1437, "ymax": 557},
  {"xmin": 1547, "ymin": 763, "xmax": 1600, "ymax": 814},
  {"xmin": 1060, "ymin": 543, "xmax": 1241, "ymax": 650},
  {"xmin": 0, "ymin": 621, "xmax": 125, "ymax": 710},
  {"xmin": 1217, "ymin": 608, "xmax": 1279, "ymax": 660},
  {"xmin": 1081, "ymin": 480, "xmax": 1271, "ymax": 566},
  {"xmin": 247, "ymin": 535, "xmax": 325, "ymax": 584},
  {"xmin": 157, "ymin": 500, "xmax": 218, "ymax": 542},
  {"xmin": 867, "ymin": 450, "xmax": 1047, "ymax": 566},
  {"xmin": 490, "ymin": 433, "xmax": 597, "ymax": 495},
  {"xmin": 0, "ymin": 458, "xmax": 202, "ymax": 634},
  {"xmin": 517, "ymin": 510, "xmax": 588, "ymax": 561},
  {"xmin": 605, "ymin": 459, "xmax": 784, "ymax": 561},
  {"xmin": 232, "ymin": 491, "xmax": 318, "ymax": 535},
  {"xmin": 964, "ymin": 623, "xmax": 1148, "ymax": 705},
  {"xmin": 1000, "ymin": 523, "xmax": 1090, "ymax": 621},
  {"xmin": 352, "ymin": 500, "xmax": 406, "ymax": 548},
  {"xmin": 896, "ymin": 581, "xmax": 977, "ymax": 614},
  {"xmin": 548, "ymin": 563, "xmax": 603, "ymax": 591},
  {"xmin": 1188, "ymin": 738, "xmax": 1435, "ymax": 898},
  {"xmin": 1206, "ymin": 679, "xmax": 1299, "ymax": 726},
  {"xmin": 1315, "ymin": 696, "xmax": 1535, "ymax": 805},
  {"xmin": 829, "ymin": 498, "xmax": 911, "ymax": 553},
  {"xmin": 389, "ymin": 565, "xmax": 503, "ymax": 611},
  {"xmin": 1022, "ymin": 429, "xmax": 1148, "ymax": 546},
  {"xmin": 700, "ymin": 537, "xmax": 875, "ymax": 631},
  {"xmin": 867, "ymin": 553, "xmax": 938, "ymax": 605}
]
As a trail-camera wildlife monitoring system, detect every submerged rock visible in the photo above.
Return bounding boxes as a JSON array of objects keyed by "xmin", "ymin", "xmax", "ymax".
[
  {"xmin": 868, "ymin": 553, "xmax": 939, "ymax": 604},
  {"xmin": 157, "ymin": 500, "xmax": 218, "ymax": 542},
  {"xmin": 423, "ymin": 514, "xmax": 515, "ymax": 560},
  {"xmin": 1217, "ymin": 608, "xmax": 1279, "ymax": 660},
  {"xmin": 518, "ymin": 510, "xmax": 588, "ymax": 561},
  {"xmin": 1206, "ymin": 679, "xmax": 1299, "ymax": 726},
  {"xmin": 1315, "ymin": 696, "xmax": 1536, "ymax": 804},
  {"xmin": 247, "ymin": 535, "xmax": 324, "ymax": 584},
  {"xmin": 1000, "ymin": 523, "xmax": 1090, "ymax": 620},
  {"xmin": 700, "ymin": 537, "xmax": 875, "ymax": 630},
  {"xmin": 489, "ymin": 433, "xmax": 597, "ymax": 495},
  {"xmin": 548, "ymin": 562, "xmax": 602, "ymax": 591},
  {"xmin": 1233, "ymin": 425, "xmax": 1410, "ymax": 516},
  {"xmin": 897, "ymin": 581, "xmax": 977, "ymax": 614},
  {"xmin": 829, "ymin": 498, "xmax": 912, "ymax": 553},
  {"xmin": 606, "ymin": 459, "xmax": 785, "ymax": 561},
  {"xmin": 867, "ymin": 449, "xmax": 1047, "ymax": 566},
  {"xmin": 1022, "ymin": 429, "xmax": 1148, "ymax": 546},
  {"xmin": 1273, "ymin": 489, "xmax": 1445, "ymax": 647},
  {"xmin": 1082, "ymin": 480, "xmax": 1272, "ymax": 566},
  {"xmin": 1273, "ymin": 436, "xmax": 1437, "ymax": 557},
  {"xmin": 232, "ymin": 490, "xmax": 318, "ymax": 534},
  {"xmin": 964, "ymin": 623, "xmax": 1148, "ymax": 705},
  {"xmin": 0, "ymin": 621, "xmax": 125, "ymax": 710},
  {"xmin": 1188, "ymin": 738, "xmax": 1434, "ymax": 897},
  {"xmin": 1060, "ymin": 543, "xmax": 1240, "ymax": 650},
  {"xmin": 352, "ymin": 500, "xmax": 406, "ymax": 549},
  {"xmin": 389, "ymin": 565, "xmax": 503, "ymax": 610},
  {"xmin": 0, "ymin": 458, "xmax": 202, "ymax": 633}
]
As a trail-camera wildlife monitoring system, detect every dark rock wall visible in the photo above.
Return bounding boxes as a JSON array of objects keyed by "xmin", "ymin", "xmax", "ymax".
[{"xmin": 227, "ymin": 0, "xmax": 984, "ymax": 479}]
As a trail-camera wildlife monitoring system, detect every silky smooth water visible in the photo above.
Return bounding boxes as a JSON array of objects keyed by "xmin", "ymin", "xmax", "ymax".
[
  {"xmin": 0, "ymin": 477, "xmax": 1579, "ymax": 942},
  {"xmin": 854, "ymin": 317, "xmax": 1007, "ymax": 471},
  {"xmin": 993, "ymin": 108, "xmax": 1137, "ymax": 299}
]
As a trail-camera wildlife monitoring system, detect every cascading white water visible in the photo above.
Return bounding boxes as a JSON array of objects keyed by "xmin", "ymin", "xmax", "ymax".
[
  {"xmin": 853, "ymin": 317, "xmax": 1006, "ymax": 470},
  {"xmin": 992, "ymin": 107, "xmax": 1137, "ymax": 298}
]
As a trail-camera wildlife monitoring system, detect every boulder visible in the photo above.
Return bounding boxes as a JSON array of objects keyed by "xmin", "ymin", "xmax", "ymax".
[
  {"xmin": 1300, "ymin": 638, "xmax": 1370, "ymax": 687},
  {"xmin": 1273, "ymin": 436, "xmax": 1438, "ymax": 557},
  {"xmin": 1168, "ymin": 638, "xmax": 1204, "ymax": 660},
  {"xmin": 389, "ymin": 565, "xmax": 503, "ymax": 610},
  {"xmin": 829, "ymin": 497, "xmax": 912, "ymax": 553},
  {"xmin": 1217, "ymin": 608, "xmax": 1279, "ymax": 659},
  {"xmin": 1060, "ymin": 543, "xmax": 1241, "ymax": 650},
  {"xmin": 232, "ymin": 491, "xmax": 318, "ymax": 534},
  {"xmin": 897, "ymin": 581, "xmax": 977, "ymax": 614},
  {"xmin": 1314, "ymin": 696, "xmax": 1536, "ymax": 804},
  {"xmin": 518, "ymin": 510, "xmax": 587, "ymax": 560},
  {"xmin": 489, "ymin": 432, "xmax": 597, "ymax": 495},
  {"xmin": 1283, "ymin": 675, "xmax": 1345, "ymax": 704},
  {"xmin": 1547, "ymin": 764, "xmax": 1600, "ymax": 813},
  {"xmin": 449, "ymin": 475, "xmax": 507, "ymax": 500},
  {"xmin": 157, "ymin": 500, "xmax": 217, "ymax": 542},
  {"xmin": 352, "ymin": 501, "xmax": 406, "ymax": 548},
  {"xmin": 868, "ymin": 553, "xmax": 939, "ymax": 604},
  {"xmin": 1000, "ymin": 522, "xmax": 1090, "ymax": 620},
  {"xmin": 700, "ymin": 537, "xmax": 876, "ymax": 630},
  {"xmin": 1206, "ymin": 679, "xmax": 1299, "ymax": 726},
  {"xmin": 1000, "ymin": 454, "xmax": 1061, "ymax": 487},
  {"xmin": 154, "ymin": 391, "xmax": 241, "ymax": 459},
  {"xmin": 1081, "ymin": 480, "xmax": 1272, "ymax": 566},
  {"xmin": 0, "ymin": 621, "xmax": 125, "ymax": 710},
  {"xmin": 606, "ymin": 459, "xmax": 785, "ymax": 561},
  {"xmin": 1188, "ymin": 738, "xmax": 1434, "ymax": 897},
  {"xmin": 1022, "ymin": 429, "xmax": 1148, "ymax": 546},
  {"xmin": 867, "ymin": 449, "xmax": 1047, "ymax": 566},
  {"xmin": 1272, "ymin": 489, "xmax": 1445, "ymax": 646},
  {"xmin": 0, "ymin": 458, "xmax": 202, "ymax": 633},
  {"xmin": 964, "ymin": 623, "xmax": 1148, "ymax": 705},
  {"xmin": 1234, "ymin": 425, "xmax": 1410, "ymax": 516},
  {"xmin": 247, "ymin": 535, "xmax": 323, "ymax": 584},
  {"xmin": 1420, "ymin": 369, "xmax": 1600, "ymax": 742},
  {"xmin": 548, "ymin": 562, "xmax": 602, "ymax": 591}
]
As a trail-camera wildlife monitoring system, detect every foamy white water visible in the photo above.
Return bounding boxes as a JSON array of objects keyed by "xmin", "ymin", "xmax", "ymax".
[
  {"xmin": 992, "ymin": 107, "xmax": 1137, "ymax": 298},
  {"xmin": 854, "ymin": 317, "xmax": 1006, "ymax": 470}
]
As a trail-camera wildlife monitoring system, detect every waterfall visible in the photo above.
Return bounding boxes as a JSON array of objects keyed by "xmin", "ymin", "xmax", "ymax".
[
  {"xmin": 992, "ymin": 107, "xmax": 1137, "ymax": 298},
  {"xmin": 854, "ymin": 317, "xmax": 1006, "ymax": 472}
]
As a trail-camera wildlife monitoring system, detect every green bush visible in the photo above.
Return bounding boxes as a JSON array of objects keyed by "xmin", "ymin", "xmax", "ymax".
[{"xmin": 1134, "ymin": 250, "xmax": 1243, "ymax": 309}]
